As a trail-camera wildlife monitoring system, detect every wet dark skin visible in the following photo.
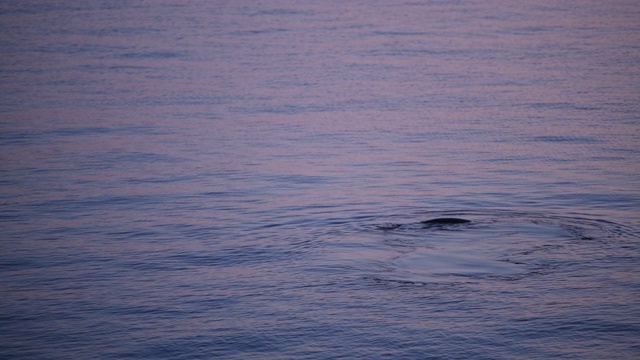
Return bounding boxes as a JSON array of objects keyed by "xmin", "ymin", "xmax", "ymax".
[
  {"xmin": 377, "ymin": 218, "xmax": 471, "ymax": 230},
  {"xmin": 420, "ymin": 218, "xmax": 471, "ymax": 224}
]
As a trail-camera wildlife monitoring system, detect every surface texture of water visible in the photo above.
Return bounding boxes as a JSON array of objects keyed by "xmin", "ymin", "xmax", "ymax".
[{"xmin": 1, "ymin": 1, "xmax": 639, "ymax": 359}]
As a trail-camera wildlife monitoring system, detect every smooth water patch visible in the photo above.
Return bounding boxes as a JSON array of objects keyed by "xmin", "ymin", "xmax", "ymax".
[
  {"xmin": 392, "ymin": 250, "xmax": 526, "ymax": 278},
  {"xmin": 364, "ymin": 211, "xmax": 630, "ymax": 285}
]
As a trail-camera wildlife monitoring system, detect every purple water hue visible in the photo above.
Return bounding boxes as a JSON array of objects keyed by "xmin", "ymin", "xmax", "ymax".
[{"xmin": 1, "ymin": 1, "xmax": 639, "ymax": 359}]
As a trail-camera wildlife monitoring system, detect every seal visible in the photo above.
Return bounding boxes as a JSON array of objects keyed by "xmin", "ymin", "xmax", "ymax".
[
  {"xmin": 421, "ymin": 218, "xmax": 471, "ymax": 225},
  {"xmin": 377, "ymin": 218, "xmax": 471, "ymax": 230}
]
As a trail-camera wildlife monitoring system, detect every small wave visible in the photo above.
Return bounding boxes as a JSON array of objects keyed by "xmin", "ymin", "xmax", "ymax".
[{"xmin": 118, "ymin": 51, "xmax": 184, "ymax": 59}]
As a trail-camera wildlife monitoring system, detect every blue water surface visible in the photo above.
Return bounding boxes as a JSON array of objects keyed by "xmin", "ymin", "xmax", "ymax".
[{"xmin": 1, "ymin": 1, "xmax": 639, "ymax": 359}]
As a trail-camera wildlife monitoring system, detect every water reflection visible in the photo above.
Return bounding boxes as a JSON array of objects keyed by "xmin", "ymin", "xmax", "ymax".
[{"xmin": 1, "ymin": 0, "xmax": 639, "ymax": 359}]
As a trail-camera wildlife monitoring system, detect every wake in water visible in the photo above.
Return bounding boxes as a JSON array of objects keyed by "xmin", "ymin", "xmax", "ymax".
[{"xmin": 365, "ymin": 210, "xmax": 635, "ymax": 285}]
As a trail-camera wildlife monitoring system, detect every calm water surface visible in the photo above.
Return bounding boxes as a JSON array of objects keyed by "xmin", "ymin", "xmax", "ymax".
[{"xmin": 1, "ymin": 1, "xmax": 639, "ymax": 359}]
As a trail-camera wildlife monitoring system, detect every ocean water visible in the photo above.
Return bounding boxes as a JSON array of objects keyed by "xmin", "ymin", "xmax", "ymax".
[{"xmin": 1, "ymin": 0, "xmax": 639, "ymax": 359}]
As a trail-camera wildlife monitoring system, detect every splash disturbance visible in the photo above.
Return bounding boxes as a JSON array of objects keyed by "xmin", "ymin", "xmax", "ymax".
[{"xmin": 1, "ymin": 1, "xmax": 639, "ymax": 359}]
